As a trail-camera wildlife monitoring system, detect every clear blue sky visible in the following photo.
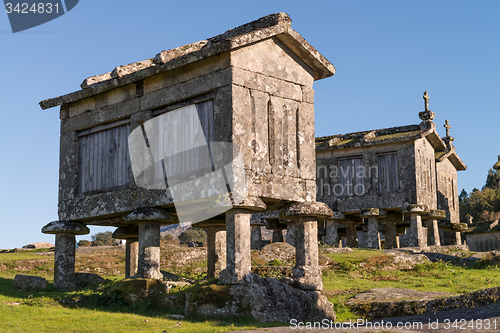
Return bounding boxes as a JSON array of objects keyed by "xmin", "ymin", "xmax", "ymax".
[{"xmin": 1, "ymin": 1, "xmax": 498, "ymax": 249}]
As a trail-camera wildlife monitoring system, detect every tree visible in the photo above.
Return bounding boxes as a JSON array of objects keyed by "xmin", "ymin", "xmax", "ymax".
[
  {"xmin": 78, "ymin": 240, "xmax": 92, "ymax": 247},
  {"xmin": 484, "ymin": 168, "xmax": 500, "ymax": 190},
  {"xmin": 178, "ymin": 228, "xmax": 206, "ymax": 245},
  {"xmin": 459, "ymin": 189, "xmax": 468, "ymax": 205},
  {"xmin": 91, "ymin": 231, "xmax": 116, "ymax": 246}
]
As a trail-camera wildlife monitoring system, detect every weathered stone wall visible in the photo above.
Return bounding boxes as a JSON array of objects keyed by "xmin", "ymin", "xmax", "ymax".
[
  {"xmin": 58, "ymin": 37, "xmax": 318, "ymax": 223},
  {"xmin": 230, "ymin": 38, "xmax": 316, "ymax": 205},
  {"xmin": 466, "ymin": 232, "xmax": 500, "ymax": 251},
  {"xmin": 414, "ymin": 137, "xmax": 438, "ymax": 210},
  {"xmin": 315, "ymin": 141, "xmax": 416, "ymax": 213},
  {"xmin": 436, "ymin": 158, "xmax": 459, "ymax": 224}
]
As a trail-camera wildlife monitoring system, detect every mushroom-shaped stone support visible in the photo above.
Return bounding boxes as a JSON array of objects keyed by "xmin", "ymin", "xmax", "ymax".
[
  {"xmin": 424, "ymin": 210, "xmax": 446, "ymax": 246},
  {"xmin": 192, "ymin": 218, "xmax": 226, "ymax": 279},
  {"xmin": 42, "ymin": 221, "xmax": 89, "ymax": 289},
  {"xmin": 219, "ymin": 196, "xmax": 266, "ymax": 285},
  {"xmin": 112, "ymin": 227, "xmax": 139, "ymax": 278},
  {"xmin": 360, "ymin": 208, "xmax": 387, "ymax": 249},
  {"xmin": 125, "ymin": 207, "xmax": 176, "ymax": 280},
  {"xmin": 280, "ymin": 201, "xmax": 333, "ymax": 291},
  {"xmin": 402, "ymin": 204, "xmax": 429, "ymax": 247}
]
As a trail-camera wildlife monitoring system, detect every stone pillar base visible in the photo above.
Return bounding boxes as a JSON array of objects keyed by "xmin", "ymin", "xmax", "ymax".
[
  {"xmin": 41, "ymin": 220, "xmax": 90, "ymax": 290},
  {"xmin": 135, "ymin": 222, "xmax": 162, "ymax": 280},
  {"xmin": 281, "ymin": 201, "xmax": 333, "ymax": 291}
]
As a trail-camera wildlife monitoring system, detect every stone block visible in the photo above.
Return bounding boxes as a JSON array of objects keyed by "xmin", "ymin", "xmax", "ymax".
[
  {"xmin": 301, "ymin": 86, "xmax": 314, "ymax": 103},
  {"xmin": 13, "ymin": 275, "xmax": 46, "ymax": 290},
  {"xmin": 140, "ymin": 68, "xmax": 232, "ymax": 111},
  {"xmin": 68, "ymin": 97, "xmax": 95, "ymax": 118},
  {"xmin": 232, "ymin": 67, "xmax": 302, "ymax": 101},
  {"xmin": 230, "ymin": 37, "xmax": 314, "ymax": 86}
]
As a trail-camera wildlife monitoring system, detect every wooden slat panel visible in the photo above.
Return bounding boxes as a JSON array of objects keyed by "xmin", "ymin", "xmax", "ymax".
[
  {"xmin": 79, "ymin": 124, "xmax": 131, "ymax": 194},
  {"xmin": 378, "ymin": 153, "xmax": 398, "ymax": 193}
]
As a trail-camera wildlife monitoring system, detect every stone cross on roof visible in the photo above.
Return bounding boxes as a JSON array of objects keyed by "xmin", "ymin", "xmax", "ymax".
[
  {"xmin": 443, "ymin": 119, "xmax": 455, "ymax": 149},
  {"xmin": 444, "ymin": 119, "xmax": 451, "ymax": 137},
  {"xmin": 423, "ymin": 91, "xmax": 430, "ymax": 111}
]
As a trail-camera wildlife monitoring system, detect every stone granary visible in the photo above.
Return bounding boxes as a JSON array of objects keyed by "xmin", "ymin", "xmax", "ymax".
[
  {"xmin": 463, "ymin": 220, "xmax": 500, "ymax": 252},
  {"xmin": 39, "ymin": 13, "xmax": 335, "ymax": 291},
  {"xmin": 315, "ymin": 92, "xmax": 467, "ymax": 250}
]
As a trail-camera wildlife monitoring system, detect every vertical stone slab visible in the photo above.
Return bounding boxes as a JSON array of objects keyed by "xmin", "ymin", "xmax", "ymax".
[
  {"xmin": 125, "ymin": 237, "xmax": 139, "ymax": 278},
  {"xmin": 345, "ymin": 224, "xmax": 358, "ymax": 248},
  {"xmin": 136, "ymin": 222, "xmax": 162, "ymax": 280},
  {"xmin": 385, "ymin": 222, "xmax": 398, "ymax": 249},
  {"xmin": 324, "ymin": 220, "xmax": 339, "ymax": 247},
  {"xmin": 54, "ymin": 233, "xmax": 76, "ymax": 289},
  {"xmin": 409, "ymin": 213, "xmax": 425, "ymax": 247},
  {"xmin": 221, "ymin": 209, "xmax": 252, "ymax": 284},
  {"xmin": 207, "ymin": 226, "xmax": 226, "ymax": 279},
  {"xmin": 272, "ymin": 229, "xmax": 284, "ymax": 242},
  {"xmin": 294, "ymin": 216, "xmax": 322, "ymax": 290},
  {"xmin": 286, "ymin": 223, "xmax": 296, "ymax": 247},
  {"xmin": 366, "ymin": 217, "xmax": 381, "ymax": 249}
]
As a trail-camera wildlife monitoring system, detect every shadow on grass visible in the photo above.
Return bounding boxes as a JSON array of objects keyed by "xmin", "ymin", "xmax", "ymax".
[{"xmin": 0, "ymin": 276, "xmax": 283, "ymax": 330}]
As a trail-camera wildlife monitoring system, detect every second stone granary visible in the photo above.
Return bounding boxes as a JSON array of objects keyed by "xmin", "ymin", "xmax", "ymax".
[
  {"xmin": 315, "ymin": 93, "xmax": 467, "ymax": 249},
  {"xmin": 39, "ymin": 13, "xmax": 335, "ymax": 290}
]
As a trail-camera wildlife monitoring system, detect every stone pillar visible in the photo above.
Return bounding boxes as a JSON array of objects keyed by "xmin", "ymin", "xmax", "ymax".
[
  {"xmin": 223, "ymin": 209, "xmax": 252, "ymax": 283},
  {"xmin": 41, "ymin": 220, "xmax": 90, "ymax": 289},
  {"xmin": 112, "ymin": 227, "xmax": 139, "ymax": 278},
  {"xmin": 383, "ymin": 213, "xmax": 403, "ymax": 249},
  {"xmin": 402, "ymin": 204, "xmax": 428, "ymax": 248},
  {"xmin": 126, "ymin": 238, "xmax": 139, "ymax": 278},
  {"xmin": 250, "ymin": 225, "xmax": 262, "ymax": 243},
  {"xmin": 385, "ymin": 222, "xmax": 398, "ymax": 249},
  {"xmin": 206, "ymin": 226, "xmax": 226, "ymax": 279},
  {"xmin": 125, "ymin": 207, "xmax": 176, "ymax": 280},
  {"xmin": 360, "ymin": 209, "xmax": 386, "ymax": 250},
  {"xmin": 324, "ymin": 219, "xmax": 339, "ymax": 247},
  {"xmin": 345, "ymin": 224, "xmax": 358, "ymax": 248},
  {"xmin": 220, "ymin": 196, "xmax": 266, "ymax": 284},
  {"xmin": 136, "ymin": 222, "xmax": 162, "ymax": 279},
  {"xmin": 281, "ymin": 201, "xmax": 333, "ymax": 291},
  {"xmin": 272, "ymin": 229, "xmax": 284, "ymax": 242},
  {"xmin": 286, "ymin": 223, "xmax": 296, "ymax": 246},
  {"xmin": 192, "ymin": 219, "xmax": 227, "ymax": 279},
  {"xmin": 266, "ymin": 218, "xmax": 286, "ymax": 243},
  {"xmin": 425, "ymin": 210, "xmax": 445, "ymax": 247}
]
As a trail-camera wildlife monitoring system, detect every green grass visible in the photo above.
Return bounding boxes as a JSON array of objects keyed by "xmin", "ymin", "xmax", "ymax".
[
  {"xmin": 0, "ymin": 248, "xmax": 278, "ymax": 332},
  {"xmin": 0, "ymin": 252, "xmax": 53, "ymax": 263},
  {"xmin": 319, "ymin": 249, "xmax": 500, "ymax": 322},
  {"xmin": 2, "ymin": 246, "xmax": 500, "ymax": 331}
]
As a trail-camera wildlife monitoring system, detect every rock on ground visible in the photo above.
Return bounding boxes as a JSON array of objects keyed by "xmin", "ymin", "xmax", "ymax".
[
  {"xmin": 13, "ymin": 275, "xmax": 46, "ymax": 290},
  {"xmin": 185, "ymin": 276, "xmax": 335, "ymax": 323}
]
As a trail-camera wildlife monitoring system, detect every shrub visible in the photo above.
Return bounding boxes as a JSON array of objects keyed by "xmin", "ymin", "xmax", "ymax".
[{"xmin": 78, "ymin": 240, "xmax": 92, "ymax": 247}]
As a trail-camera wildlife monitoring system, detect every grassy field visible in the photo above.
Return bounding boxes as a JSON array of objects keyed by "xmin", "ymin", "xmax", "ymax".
[{"xmin": 1, "ymin": 244, "xmax": 499, "ymax": 331}]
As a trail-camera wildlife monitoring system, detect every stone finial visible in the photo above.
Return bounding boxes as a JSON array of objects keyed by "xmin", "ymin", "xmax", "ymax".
[
  {"xmin": 419, "ymin": 91, "xmax": 435, "ymax": 122},
  {"xmin": 443, "ymin": 119, "xmax": 455, "ymax": 149},
  {"xmin": 423, "ymin": 91, "xmax": 430, "ymax": 111}
]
